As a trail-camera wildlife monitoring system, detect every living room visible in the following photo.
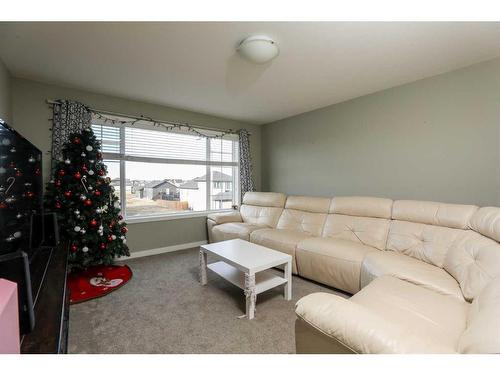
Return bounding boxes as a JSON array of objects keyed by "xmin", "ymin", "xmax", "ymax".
[{"xmin": 1, "ymin": 1, "xmax": 500, "ymax": 373}]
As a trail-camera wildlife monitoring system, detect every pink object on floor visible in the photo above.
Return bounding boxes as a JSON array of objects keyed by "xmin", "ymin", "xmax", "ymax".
[{"xmin": 0, "ymin": 278, "xmax": 20, "ymax": 354}]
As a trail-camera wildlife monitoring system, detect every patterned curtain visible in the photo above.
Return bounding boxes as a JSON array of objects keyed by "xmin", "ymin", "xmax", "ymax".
[
  {"xmin": 51, "ymin": 100, "xmax": 92, "ymax": 168},
  {"xmin": 238, "ymin": 129, "xmax": 254, "ymax": 201}
]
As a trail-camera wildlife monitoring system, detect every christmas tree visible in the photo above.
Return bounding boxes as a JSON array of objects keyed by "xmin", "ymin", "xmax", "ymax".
[{"xmin": 46, "ymin": 127, "xmax": 129, "ymax": 270}]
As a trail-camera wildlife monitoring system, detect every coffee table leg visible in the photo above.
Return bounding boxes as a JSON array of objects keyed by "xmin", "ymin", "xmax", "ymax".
[
  {"xmin": 199, "ymin": 249, "xmax": 208, "ymax": 285},
  {"xmin": 244, "ymin": 273, "xmax": 256, "ymax": 319},
  {"xmin": 284, "ymin": 260, "xmax": 292, "ymax": 301}
]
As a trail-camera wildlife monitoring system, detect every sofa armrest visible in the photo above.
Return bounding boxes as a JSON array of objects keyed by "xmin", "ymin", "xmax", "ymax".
[
  {"xmin": 207, "ymin": 211, "xmax": 242, "ymax": 225},
  {"xmin": 295, "ymin": 293, "xmax": 455, "ymax": 354}
]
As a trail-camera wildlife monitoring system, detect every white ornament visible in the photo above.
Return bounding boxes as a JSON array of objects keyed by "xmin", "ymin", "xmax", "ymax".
[
  {"xmin": 86, "ymin": 145, "xmax": 93, "ymax": 151},
  {"xmin": 96, "ymin": 208, "xmax": 102, "ymax": 214},
  {"xmin": 28, "ymin": 156, "xmax": 36, "ymax": 163},
  {"xmin": 89, "ymin": 160, "xmax": 95, "ymax": 163},
  {"xmin": 82, "ymin": 246, "xmax": 89, "ymax": 253},
  {"xmin": 13, "ymin": 231, "xmax": 22, "ymax": 239},
  {"xmin": 74, "ymin": 209, "xmax": 80, "ymax": 215},
  {"xmin": 111, "ymin": 235, "xmax": 117, "ymax": 240},
  {"xmin": 64, "ymin": 159, "xmax": 71, "ymax": 164},
  {"xmin": 81, "ymin": 152, "xmax": 86, "ymax": 157},
  {"xmin": 80, "ymin": 229, "xmax": 86, "ymax": 234},
  {"xmin": 122, "ymin": 239, "xmax": 127, "ymax": 244},
  {"xmin": 114, "ymin": 201, "xmax": 120, "ymax": 208},
  {"xmin": 84, "ymin": 128, "xmax": 91, "ymax": 132},
  {"xmin": 88, "ymin": 170, "xmax": 95, "ymax": 176},
  {"xmin": 74, "ymin": 226, "xmax": 81, "ymax": 232},
  {"xmin": 88, "ymin": 185, "xmax": 93, "ymax": 190},
  {"xmin": 2, "ymin": 138, "xmax": 11, "ymax": 146},
  {"xmin": 120, "ymin": 236, "xmax": 125, "ymax": 240},
  {"xmin": 80, "ymin": 195, "xmax": 86, "ymax": 200}
]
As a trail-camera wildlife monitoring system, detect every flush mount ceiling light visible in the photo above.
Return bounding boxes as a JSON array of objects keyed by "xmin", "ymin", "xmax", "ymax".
[{"xmin": 237, "ymin": 35, "xmax": 279, "ymax": 64}]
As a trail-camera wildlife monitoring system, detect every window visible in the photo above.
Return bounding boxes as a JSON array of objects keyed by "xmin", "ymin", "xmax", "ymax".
[{"xmin": 92, "ymin": 120, "xmax": 239, "ymax": 220}]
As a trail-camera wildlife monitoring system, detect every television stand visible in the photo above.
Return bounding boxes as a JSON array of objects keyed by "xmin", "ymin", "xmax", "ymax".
[{"xmin": 20, "ymin": 242, "xmax": 69, "ymax": 354}]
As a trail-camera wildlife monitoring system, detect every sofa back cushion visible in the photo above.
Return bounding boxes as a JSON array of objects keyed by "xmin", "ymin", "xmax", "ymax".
[
  {"xmin": 330, "ymin": 196, "xmax": 393, "ymax": 219},
  {"xmin": 276, "ymin": 196, "xmax": 330, "ymax": 236},
  {"xmin": 386, "ymin": 221, "xmax": 463, "ymax": 268},
  {"xmin": 242, "ymin": 192, "xmax": 286, "ymax": 208},
  {"xmin": 469, "ymin": 207, "xmax": 500, "ymax": 242},
  {"xmin": 387, "ymin": 200, "xmax": 479, "ymax": 268},
  {"xmin": 240, "ymin": 192, "xmax": 286, "ymax": 228},
  {"xmin": 443, "ymin": 230, "xmax": 500, "ymax": 301},
  {"xmin": 322, "ymin": 197, "xmax": 393, "ymax": 250},
  {"xmin": 392, "ymin": 200, "xmax": 478, "ymax": 230},
  {"xmin": 458, "ymin": 277, "xmax": 500, "ymax": 353}
]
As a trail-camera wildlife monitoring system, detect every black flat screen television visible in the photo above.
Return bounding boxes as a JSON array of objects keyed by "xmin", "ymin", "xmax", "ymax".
[{"xmin": 0, "ymin": 118, "xmax": 57, "ymax": 335}]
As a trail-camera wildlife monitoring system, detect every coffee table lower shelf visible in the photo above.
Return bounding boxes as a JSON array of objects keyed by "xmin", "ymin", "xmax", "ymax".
[{"xmin": 207, "ymin": 261, "xmax": 287, "ymax": 294}]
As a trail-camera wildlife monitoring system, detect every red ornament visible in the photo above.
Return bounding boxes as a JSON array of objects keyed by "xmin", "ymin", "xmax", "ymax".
[
  {"xmin": 15, "ymin": 169, "xmax": 22, "ymax": 177},
  {"xmin": 0, "ymin": 202, "xmax": 7, "ymax": 209},
  {"xmin": 89, "ymin": 219, "xmax": 98, "ymax": 227},
  {"xmin": 74, "ymin": 171, "xmax": 82, "ymax": 180},
  {"xmin": 120, "ymin": 227, "xmax": 128, "ymax": 234},
  {"xmin": 26, "ymin": 191, "xmax": 35, "ymax": 198},
  {"xmin": 94, "ymin": 190, "xmax": 101, "ymax": 196},
  {"xmin": 55, "ymin": 202, "xmax": 62, "ymax": 209},
  {"xmin": 63, "ymin": 190, "xmax": 72, "ymax": 198},
  {"xmin": 70, "ymin": 244, "xmax": 78, "ymax": 252},
  {"xmin": 84, "ymin": 199, "xmax": 93, "ymax": 206},
  {"xmin": 99, "ymin": 243, "xmax": 106, "ymax": 250},
  {"xmin": 73, "ymin": 137, "xmax": 81, "ymax": 145},
  {"xmin": 58, "ymin": 169, "xmax": 66, "ymax": 177},
  {"xmin": 55, "ymin": 179, "xmax": 62, "ymax": 187},
  {"xmin": 82, "ymin": 164, "xmax": 88, "ymax": 172},
  {"xmin": 107, "ymin": 235, "xmax": 113, "ymax": 242},
  {"xmin": 35, "ymin": 168, "xmax": 41, "ymax": 176},
  {"xmin": 98, "ymin": 170, "xmax": 105, "ymax": 176}
]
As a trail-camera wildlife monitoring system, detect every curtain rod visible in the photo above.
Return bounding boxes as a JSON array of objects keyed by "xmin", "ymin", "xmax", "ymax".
[{"xmin": 46, "ymin": 99, "xmax": 249, "ymax": 135}]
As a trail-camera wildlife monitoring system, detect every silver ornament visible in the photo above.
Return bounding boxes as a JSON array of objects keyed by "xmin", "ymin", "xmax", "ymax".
[
  {"xmin": 86, "ymin": 145, "xmax": 93, "ymax": 151},
  {"xmin": 88, "ymin": 170, "xmax": 95, "ymax": 176},
  {"xmin": 81, "ymin": 152, "xmax": 86, "ymax": 157},
  {"xmin": 80, "ymin": 195, "xmax": 86, "ymax": 200},
  {"xmin": 28, "ymin": 156, "xmax": 36, "ymax": 163},
  {"xmin": 64, "ymin": 159, "xmax": 71, "ymax": 164},
  {"xmin": 82, "ymin": 246, "xmax": 89, "ymax": 253},
  {"xmin": 111, "ymin": 235, "xmax": 117, "ymax": 240},
  {"xmin": 80, "ymin": 229, "xmax": 86, "ymax": 234},
  {"xmin": 74, "ymin": 226, "xmax": 81, "ymax": 232},
  {"xmin": 74, "ymin": 209, "xmax": 80, "ymax": 215}
]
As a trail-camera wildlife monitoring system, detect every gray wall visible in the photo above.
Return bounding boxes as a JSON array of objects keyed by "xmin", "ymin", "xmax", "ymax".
[
  {"xmin": 0, "ymin": 58, "xmax": 11, "ymax": 122},
  {"xmin": 10, "ymin": 78, "xmax": 261, "ymax": 252},
  {"xmin": 262, "ymin": 57, "xmax": 500, "ymax": 207}
]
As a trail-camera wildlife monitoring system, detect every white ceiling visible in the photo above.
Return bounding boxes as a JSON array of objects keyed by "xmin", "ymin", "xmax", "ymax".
[{"xmin": 2, "ymin": 22, "xmax": 500, "ymax": 124}]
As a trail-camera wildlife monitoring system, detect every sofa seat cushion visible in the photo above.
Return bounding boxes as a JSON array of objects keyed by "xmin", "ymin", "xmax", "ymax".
[
  {"xmin": 296, "ymin": 238, "xmax": 378, "ymax": 294},
  {"xmin": 250, "ymin": 229, "xmax": 311, "ymax": 274},
  {"xmin": 295, "ymin": 276, "xmax": 469, "ymax": 353},
  {"xmin": 211, "ymin": 222, "xmax": 265, "ymax": 242},
  {"xmin": 361, "ymin": 251, "xmax": 464, "ymax": 300}
]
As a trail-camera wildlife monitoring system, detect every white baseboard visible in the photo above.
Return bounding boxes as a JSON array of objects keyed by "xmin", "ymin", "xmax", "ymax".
[{"xmin": 116, "ymin": 240, "xmax": 207, "ymax": 261}]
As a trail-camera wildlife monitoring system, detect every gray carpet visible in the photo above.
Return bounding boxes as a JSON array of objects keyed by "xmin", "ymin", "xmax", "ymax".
[{"xmin": 68, "ymin": 248, "xmax": 347, "ymax": 354}]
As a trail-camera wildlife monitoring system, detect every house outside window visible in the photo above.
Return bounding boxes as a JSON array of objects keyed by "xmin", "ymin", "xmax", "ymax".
[{"xmin": 92, "ymin": 118, "xmax": 239, "ymax": 221}]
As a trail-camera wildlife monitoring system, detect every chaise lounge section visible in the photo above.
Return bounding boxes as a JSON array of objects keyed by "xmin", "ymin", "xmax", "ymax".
[{"xmin": 207, "ymin": 192, "xmax": 500, "ymax": 353}]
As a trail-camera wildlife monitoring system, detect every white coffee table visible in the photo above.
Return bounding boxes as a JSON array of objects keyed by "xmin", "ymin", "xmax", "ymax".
[{"xmin": 199, "ymin": 239, "xmax": 292, "ymax": 320}]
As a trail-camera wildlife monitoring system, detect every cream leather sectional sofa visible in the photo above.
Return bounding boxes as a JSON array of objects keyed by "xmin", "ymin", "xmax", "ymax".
[{"xmin": 207, "ymin": 192, "xmax": 500, "ymax": 354}]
